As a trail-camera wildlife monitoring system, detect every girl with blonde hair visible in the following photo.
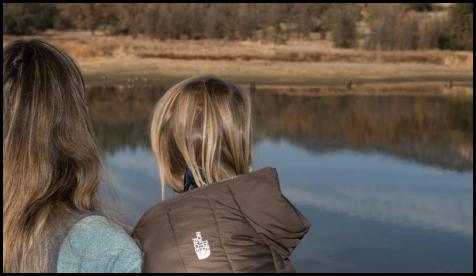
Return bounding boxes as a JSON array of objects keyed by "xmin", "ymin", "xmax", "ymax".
[{"xmin": 134, "ymin": 75, "xmax": 310, "ymax": 272}]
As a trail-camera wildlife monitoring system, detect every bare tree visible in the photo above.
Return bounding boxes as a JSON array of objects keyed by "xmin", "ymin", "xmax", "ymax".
[
  {"xmin": 366, "ymin": 4, "xmax": 419, "ymax": 50},
  {"xmin": 327, "ymin": 4, "xmax": 360, "ymax": 48}
]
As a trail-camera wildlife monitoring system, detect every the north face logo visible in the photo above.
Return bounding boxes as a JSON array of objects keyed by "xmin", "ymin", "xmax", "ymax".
[{"xmin": 192, "ymin": 232, "xmax": 210, "ymax": 260}]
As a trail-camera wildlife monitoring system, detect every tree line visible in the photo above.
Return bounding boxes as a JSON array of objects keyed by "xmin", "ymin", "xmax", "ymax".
[{"xmin": 3, "ymin": 3, "xmax": 473, "ymax": 50}]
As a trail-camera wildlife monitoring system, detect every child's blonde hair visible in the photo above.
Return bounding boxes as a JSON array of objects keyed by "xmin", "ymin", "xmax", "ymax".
[{"xmin": 150, "ymin": 75, "xmax": 252, "ymax": 200}]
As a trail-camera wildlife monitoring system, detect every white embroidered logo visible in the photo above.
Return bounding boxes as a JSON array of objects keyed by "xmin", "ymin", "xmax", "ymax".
[{"xmin": 192, "ymin": 232, "xmax": 210, "ymax": 260}]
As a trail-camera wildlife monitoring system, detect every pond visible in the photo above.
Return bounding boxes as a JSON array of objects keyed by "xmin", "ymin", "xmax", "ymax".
[{"xmin": 87, "ymin": 85, "xmax": 473, "ymax": 273}]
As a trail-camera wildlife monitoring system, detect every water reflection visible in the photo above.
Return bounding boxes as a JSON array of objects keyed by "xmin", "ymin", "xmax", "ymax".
[
  {"xmin": 255, "ymin": 141, "xmax": 473, "ymax": 235},
  {"xmin": 252, "ymin": 92, "xmax": 473, "ymax": 172},
  {"xmin": 88, "ymin": 86, "xmax": 473, "ymax": 171},
  {"xmin": 87, "ymin": 86, "xmax": 473, "ymax": 272}
]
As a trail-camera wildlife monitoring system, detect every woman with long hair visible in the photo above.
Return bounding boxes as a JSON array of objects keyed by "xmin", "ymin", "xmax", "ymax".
[
  {"xmin": 134, "ymin": 75, "xmax": 310, "ymax": 272},
  {"xmin": 3, "ymin": 39, "xmax": 141, "ymax": 273}
]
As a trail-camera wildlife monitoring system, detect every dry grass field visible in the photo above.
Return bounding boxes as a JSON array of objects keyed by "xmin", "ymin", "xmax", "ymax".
[{"xmin": 3, "ymin": 31, "xmax": 473, "ymax": 91}]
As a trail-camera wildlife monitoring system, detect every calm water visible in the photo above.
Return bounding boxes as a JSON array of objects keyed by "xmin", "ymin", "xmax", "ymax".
[{"xmin": 87, "ymin": 85, "xmax": 473, "ymax": 273}]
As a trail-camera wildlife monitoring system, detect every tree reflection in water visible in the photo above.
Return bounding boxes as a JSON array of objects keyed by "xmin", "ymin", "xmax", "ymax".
[{"xmin": 86, "ymin": 85, "xmax": 473, "ymax": 172}]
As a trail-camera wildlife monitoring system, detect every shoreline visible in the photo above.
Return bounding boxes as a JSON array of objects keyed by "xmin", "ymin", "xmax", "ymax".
[
  {"xmin": 85, "ymin": 78, "xmax": 473, "ymax": 98},
  {"xmin": 82, "ymin": 59, "xmax": 473, "ymax": 97},
  {"xmin": 84, "ymin": 71, "xmax": 473, "ymax": 87},
  {"xmin": 81, "ymin": 56, "xmax": 473, "ymax": 92}
]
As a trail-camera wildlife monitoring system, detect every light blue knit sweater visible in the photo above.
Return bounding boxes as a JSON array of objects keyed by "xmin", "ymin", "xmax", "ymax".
[{"xmin": 57, "ymin": 215, "xmax": 142, "ymax": 273}]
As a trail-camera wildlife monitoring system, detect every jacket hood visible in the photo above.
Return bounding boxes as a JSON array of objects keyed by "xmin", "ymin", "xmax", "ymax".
[{"xmin": 226, "ymin": 167, "xmax": 311, "ymax": 258}]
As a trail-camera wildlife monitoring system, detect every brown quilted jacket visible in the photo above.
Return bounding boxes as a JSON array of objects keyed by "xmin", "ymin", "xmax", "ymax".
[{"xmin": 133, "ymin": 167, "xmax": 311, "ymax": 272}]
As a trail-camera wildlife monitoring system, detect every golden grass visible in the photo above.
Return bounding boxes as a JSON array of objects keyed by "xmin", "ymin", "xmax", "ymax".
[
  {"xmin": 3, "ymin": 31, "xmax": 473, "ymax": 67},
  {"xmin": 3, "ymin": 31, "xmax": 473, "ymax": 90}
]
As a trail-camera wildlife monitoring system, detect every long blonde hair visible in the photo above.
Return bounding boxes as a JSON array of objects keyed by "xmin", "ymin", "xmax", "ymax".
[
  {"xmin": 3, "ymin": 39, "xmax": 102, "ymax": 272},
  {"xmin": 150, "ymin": 75, "xmax": 252, "ymax": 199}
]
